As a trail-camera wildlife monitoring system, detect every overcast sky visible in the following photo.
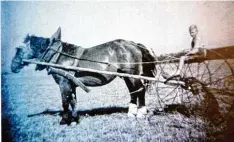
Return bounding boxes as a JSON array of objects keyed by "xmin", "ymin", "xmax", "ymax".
[{"xmin": 2, "ymin": 1, "xmax": 234, "ymax": 71}]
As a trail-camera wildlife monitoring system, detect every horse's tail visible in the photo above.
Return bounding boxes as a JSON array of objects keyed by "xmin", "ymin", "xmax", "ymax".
[{"xmin": 136, "ymin": 43, "xmax": 157, "ymax": 85}]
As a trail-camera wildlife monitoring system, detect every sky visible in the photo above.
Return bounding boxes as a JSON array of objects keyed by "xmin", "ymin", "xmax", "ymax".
[{"xmin": 2, "ymin": 1, "xmax": 234, "ymax": 72}]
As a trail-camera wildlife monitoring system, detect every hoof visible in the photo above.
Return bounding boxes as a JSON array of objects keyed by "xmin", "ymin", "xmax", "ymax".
[
  {"xmin": 128, "ymin": 103, "xmax": 138, "ymax": 117},
  {"xmin": 71, "ymin": 116, "xmax": 79, "ymax": 123},
  {"xmin": 60, "ymin": 112, "xmax": 71, "ymax": 125},
  {"xmin": 136, "ymin": 113, "xmax": 146, "ymax": 118},
  {"xmin": 70, "ymin": 122, "xmax": 77, "ymax": 126},
  {"xmin": 128, "ymin": 112, "xmax": 136, "ymax": 118},
  {"xmin": 137, "ymin": 107, "xmax": 147, "ymax": 118},
  {"xmin": 60, "ymin": 118, "xmax": 69, "ymax": 125},
  {"xmin": 70, "ymin": 118, "xmax": 79, "ymax": 126}
]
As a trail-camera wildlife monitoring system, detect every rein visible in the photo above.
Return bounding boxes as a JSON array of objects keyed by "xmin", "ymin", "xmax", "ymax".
[
  {"xmin": 48, "ymin": 48, "xmax": 112, "ymax": 66},
  {"xmin": 41, "ymin": 45, "xmax": 160, "ymax": 67},
  {"xmin": 49, "ymin": 48, "xmax": 182, "ymax": 65},
  {"xmin": 39, "ymin": 40, "xmax": 190, "ymax": 67}
]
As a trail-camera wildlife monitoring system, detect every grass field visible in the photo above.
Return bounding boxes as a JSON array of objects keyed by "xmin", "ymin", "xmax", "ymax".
[{"xmin": 2, "ymin": 61, "xmax": 234, "ymax": 141}]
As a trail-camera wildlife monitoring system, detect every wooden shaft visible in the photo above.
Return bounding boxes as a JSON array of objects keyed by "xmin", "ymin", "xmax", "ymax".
[
  {"xmin": 47, "ymin": 67, "xmax": 90, "ymax": 93},
  {"xmin": 158, "ymin": 46, "xmax": 234, "ymax": 64},
  {"xmin": 205, "ymin": 46, "xmax": 234, "ymax": 60},
  {"xmin": 22, "ymin": 59, "xmax": 185, "ymax": 85}
]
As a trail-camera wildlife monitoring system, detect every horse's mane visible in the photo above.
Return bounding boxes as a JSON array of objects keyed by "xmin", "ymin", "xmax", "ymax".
[
  {"xmin": 23, "ymin": 34, "xmax": 50, "ymax": 51},
  {"xmin": 24, "ymin": 34, "xmax": 48, "ymax": 43}
]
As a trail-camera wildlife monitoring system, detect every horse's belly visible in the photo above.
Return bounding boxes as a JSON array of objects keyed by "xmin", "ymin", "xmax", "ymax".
[{"xmin": 76, "ymin": 72, "xmax": 116, "ymax": 86}]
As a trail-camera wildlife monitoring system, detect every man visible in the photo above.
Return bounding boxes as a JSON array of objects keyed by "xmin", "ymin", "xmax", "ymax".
[
  {"xmin": 177, "ymin": 25, "xmax": 202, "ymax": 74},
  {"xmin": 189, "ymin": 24, "xmax": 202, "ymax": 52},
  {"xmin": 163, "ymin": 25, "xmax": 202, "ymax": 80}
]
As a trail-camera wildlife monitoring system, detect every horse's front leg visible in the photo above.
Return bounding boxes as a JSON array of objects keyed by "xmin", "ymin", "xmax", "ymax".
[
  {"xmin": 70, "ymin": 86, "xmax": 79, "ymax": 123},
  {"xmin": 59, "ymin": 78, "xmax": 74, "ymax": 125}
]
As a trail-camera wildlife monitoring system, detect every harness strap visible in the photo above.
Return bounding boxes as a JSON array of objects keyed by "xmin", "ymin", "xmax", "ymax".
[
  {"xmin": 39, "ymin": 42, "xmax": 62, "ymax": 63},
  {"xmin": 73, "ymin": 48, "xmax": 85, "ymax": 67},
  {"xmin": 129, "ymin": 87, "xmax": 144, "ymax": 95},
  {"xmin": 69, "ymin": 48, "xmax": 85, "ymax": 76},
  {"xmin": 50, "ymin": 43, "xmax": 63, "ymax": 64}
]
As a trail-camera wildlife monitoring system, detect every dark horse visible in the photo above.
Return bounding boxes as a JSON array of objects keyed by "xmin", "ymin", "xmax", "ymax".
[{"xmin": 11, "ymin": 28, "xmax": 157, "ymax": 124}]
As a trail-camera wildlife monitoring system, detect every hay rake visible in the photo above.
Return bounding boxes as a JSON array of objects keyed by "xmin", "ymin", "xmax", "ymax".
[{"xmin": 23, "ymin": 46, "xmax": 234, "ymax": 126}]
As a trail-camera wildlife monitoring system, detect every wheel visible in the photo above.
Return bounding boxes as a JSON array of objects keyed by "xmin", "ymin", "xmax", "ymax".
[{"xmin": 147, "ymin": 48, "xmax": 234, "ymax": 129}]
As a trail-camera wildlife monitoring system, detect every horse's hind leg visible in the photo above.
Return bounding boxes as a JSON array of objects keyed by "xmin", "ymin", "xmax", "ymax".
[
  {"xmin": 124, "ymin": 78, "xmax": 147, "ymax": 118},
  {"xmin": 137, "ymin": 88, "xmax": 148, "ymax": 118}
]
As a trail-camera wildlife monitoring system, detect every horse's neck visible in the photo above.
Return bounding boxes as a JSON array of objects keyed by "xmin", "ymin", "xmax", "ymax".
[{"xmin": 62, "ymin": 42, "xmax": 85, "ymax": 58}]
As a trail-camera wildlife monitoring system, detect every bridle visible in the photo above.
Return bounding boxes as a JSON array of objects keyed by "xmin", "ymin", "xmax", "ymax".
[
  {"xmin": 12, "ymin": 45, "xmax": 34, "ymax": 66},
  {"xmin": 38, "ymin": 39, "xmax": 63, "ymax": 64}
]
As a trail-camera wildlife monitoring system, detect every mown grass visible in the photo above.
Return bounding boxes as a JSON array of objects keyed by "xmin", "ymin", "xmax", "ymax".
[{"xmin": 2, "ymin": 66, "xmax": 233, "ymax": 142}]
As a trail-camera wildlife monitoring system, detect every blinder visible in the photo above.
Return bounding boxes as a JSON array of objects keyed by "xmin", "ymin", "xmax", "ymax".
[{"xmin": 35, "ymin": 39, "xmax": 63, "ymax": 70}]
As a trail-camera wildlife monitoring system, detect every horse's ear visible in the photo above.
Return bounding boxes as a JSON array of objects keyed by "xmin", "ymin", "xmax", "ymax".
[
  {"xmin": 51, "ymin": 27, "xmax": 61, "ymax": 40},
  {"xmin": 23, "ymin": 34, "xmax": 31, "ymax": 44},
  {"xmin": 50, "ymin": 27, "xmax": 61, "ymax": 45}
]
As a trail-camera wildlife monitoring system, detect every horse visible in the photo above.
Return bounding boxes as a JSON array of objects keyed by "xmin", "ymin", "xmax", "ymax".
[{"xmin": 11, "ymin": 28, "xmax": 157, "ymax": 125}]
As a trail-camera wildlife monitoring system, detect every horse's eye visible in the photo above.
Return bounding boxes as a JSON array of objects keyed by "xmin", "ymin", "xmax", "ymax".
[
  {"xmin": 40, "ymin": 49, "xmax": 45, "ymax": 53},
  {"xmin": 16, "ymin": 46, "xmax": 24, "ymax": 51}
]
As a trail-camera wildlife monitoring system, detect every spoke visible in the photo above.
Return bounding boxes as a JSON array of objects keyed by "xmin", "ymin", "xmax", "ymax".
[
  {"xmin": 159, "ymin": 64, "xmax": 166, "ymax": 71},
  {"xmin": 187, "ymin": 64, "xmax": 194, "ymax": 78},
  {"xmin": 161, "ymin": 61, "xmax": 168, "ymax": 70},
  {"xmin": 163, "ymin": 95, "xmax": 178, "ymax": 102},
  {"xmin": 209, "ymin": 75, "xmax": 231, "ymax": 85},
  {"xmin": 157, "ymin": 86, "xmax": 177, "ymax": 89},
  {"xmin": 168, "ymin": 63, "xmax": 176, "ymax": 70},
  {"xmin": 184, "ymin": 63, "xmax": 193, "ymax": 78},
  {"xmin": 204, "ymin": 61, "xmax": 226, "ymax": 82},
  {"xmin": 201, "ymin": 61, "xmax": 210, "ymax": 80},
  {"xmin": 197, "ymin": 72, "xmax": 211, "ymax": 81},
  {"xmin": 196, "ymin": 72, "xmax": 210, "ymax": 79},
  {"xmin": 196, "ymin": 63, "xmax": 199, "ymax": 80},
  {"xmin": 161, "ymin": 86, "xmax": 179, "ymax": 100},
  {"xmin": 171, "ymin": 88, "xmax": 179, "ymax": 104}
]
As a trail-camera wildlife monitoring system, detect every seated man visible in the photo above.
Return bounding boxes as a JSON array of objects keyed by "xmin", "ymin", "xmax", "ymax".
[
  {"xmin": 163, "ymin": 25, "xmax": 203, "ymax": 81},
  {"xmin": 189, "ymin": 24, "xmax": 202, "ymax": 52}
]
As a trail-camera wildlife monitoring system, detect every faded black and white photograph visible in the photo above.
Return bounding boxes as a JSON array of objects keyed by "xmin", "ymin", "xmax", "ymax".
[{"xmin": 2, "ymin": 1, "xmax": 234, "ymax": 142}]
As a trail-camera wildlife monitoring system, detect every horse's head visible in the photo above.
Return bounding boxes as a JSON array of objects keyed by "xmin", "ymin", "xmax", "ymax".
[
  {"xmin": 11, "ymin": 46, "xmax": 28, "ymax": 73},
  {"xmin": 11, "ymin": 28, "xmax": 62, "ymax": 73},
  {"xmin": 11, "ymin": 32, "xmax": 53, "ymax": 73}
]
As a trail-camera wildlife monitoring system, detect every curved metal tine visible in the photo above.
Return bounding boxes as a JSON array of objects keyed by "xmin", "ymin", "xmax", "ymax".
[
  {"xmin": 161, "ymin": 86, "xmax": 179, "ymax": 101},
  {"xmin": 198, "ymin": 61, "xmax": 211, "ymax": 82},
  {"xmin": 204, "ymin": 61, "xmax": 226, "ymax": 83}
]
